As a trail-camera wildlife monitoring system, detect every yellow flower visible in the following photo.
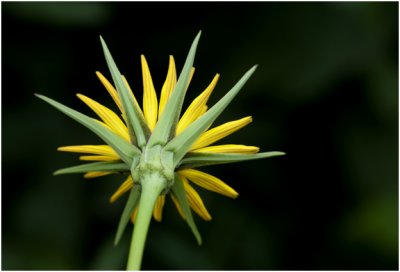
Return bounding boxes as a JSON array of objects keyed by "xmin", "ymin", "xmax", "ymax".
[
  {"xmin": 37, "ymin": 32, "xmax": 284, "ymax": 270},
  {"xmin": 58, "ymin": 55, "xmax": 257, "ymax": 222}
]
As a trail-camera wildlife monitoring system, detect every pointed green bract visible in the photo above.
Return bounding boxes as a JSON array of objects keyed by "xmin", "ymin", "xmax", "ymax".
[
  {"xmin": 165, "ymin": 65, "xmax": 258, "ymax": 166},
  {"xmin": 54, "ymin": 161, "xmax": 129, "ymax": 175},
  {"xmin": 114, "ymin": 185, "xmax": 141, "ymax": 246},
  {"xmin": 148, "ymin": 31, "xmax": 201, "ymax": 147},
  {"xmin": 36, "ymin": 94, "xmax": 140, "ymax": 164},
  {"xmin": 171, "ymin": 174, "xmax": 202, "ymax": 245},
  {"xmin": 178, "ymin": 151, "xmax": 285, "ymax": 169},
  {"xmin": 100, "ymin": 36, "xmax": 151, "ymax": 149}
]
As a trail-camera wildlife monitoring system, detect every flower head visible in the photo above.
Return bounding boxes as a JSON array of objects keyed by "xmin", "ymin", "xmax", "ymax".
[{"xmin": 36, "ymin": 31, "xmax": 284, "ymax": 269}]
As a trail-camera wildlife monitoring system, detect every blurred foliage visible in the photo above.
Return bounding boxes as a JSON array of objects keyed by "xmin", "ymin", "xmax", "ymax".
[{"xmin": 2, "ymin": 2, "xmax": 398, "ymax": 270}]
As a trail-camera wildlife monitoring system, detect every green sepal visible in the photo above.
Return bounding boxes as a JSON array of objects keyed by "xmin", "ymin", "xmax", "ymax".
[
  {"xmin": 54, "ymin": 161, "xmax": 129, "ymax": 175},
  {"xmin": 35, "ymin": 94, "xmax": 140, "ymax": 164},
  {"xmin": 148, "ymin": 31, "xmax": 201, "ymax": 147},
  {"xmin": 171, "ymin": 174, "xmax": 202, "ymax": 245},
  {"xmin": 161, "ymin": 149, "xmax": 174, "ymax": 178},
  {"xmin": 114, "ymin": 184, "xmax": 141, "ymax": 246},
  {"xmin": 165, "ymin": 65, "xmax": 258, "ymax": 166},
  {"xmin": 100, "ymin": 36, "xmax": 151, "ymax": 148},
  {"xmin": 178, "ymin": 151, "xmax": 285, "ymax": 169}
]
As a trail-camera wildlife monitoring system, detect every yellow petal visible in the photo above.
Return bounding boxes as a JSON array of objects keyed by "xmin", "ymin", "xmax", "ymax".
[
  {"xmin": 190, "ymin": 116, "xmax": 252, "ymax": 150},
  {"xmin": 77, "ymin": 94, "xmax": 130, "ymax": 141},
  {"xmin": 189, "ymin": 67, "xmax": 195, "ymax": 84},
  {"xmin": 110, "ymin": 176, "xmax": 134, "ymax": 203},
  {"xmin": 84, "ymin": 171, "xmax": 113, "ymax": 179},
  {"xmin": 96, "ymin": 71, "xmax": 124, "ymax": 114},
  {"xmin": 158, "ymin": 56, "xmax": 177, "ymax": 119},
  {"xmin": 176, "ymin": 74, "xmax": 219, "ymax": 135},
  {"xmin": 58, "ymin": 145, "xmax": 120, "ymax": 158},
  {"xmin": 171, "ymin": 194, "xmax": 186, "ymax": 220},
  {"xmin": 131, "ymin": 199, "xmax": 165, "ymax": 223},
  {"xmin": 141, "ymin": 55, "xmax": 158, "ymax": 130},
  {"xmin": 191, "ymin": 144, "xmax": 259, "ymax": 154},
  {"xmin": 199, "ymin": 105, "xmax": 208, "ymax": 116},
  {"xmin": 153, "ymin": 195, "xmax": 166, "ymax": 222},
  {"xmin": 178, "ymin": 169, "xmax": 238, "ymax": 198},
  {"xmin": 79, "ymin": 155, "xmax": 120, "ymax": 161},
  {"xmin": 180, "ymin": 175, "xmax": 212, "ymax": 221}
]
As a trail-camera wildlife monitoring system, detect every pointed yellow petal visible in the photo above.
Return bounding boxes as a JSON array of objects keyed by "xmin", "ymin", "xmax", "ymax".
[
  {"xmin": 79, "ymin": 155, "xmax": 120, "ymax": 161},
  {"xmin": 171, "ymin": 194, "xmax": 186, "ymax": 220},
  {"xmin": 141, "ymin": 55, "xmax": 158, "ymax": 130},
  {"xmin": 158, "ymin": 56, "xmax": 177, "ymax": 119},
  {"xmin": 153, "ymin": 195, "xmax": 166, "ymax": 222},
  {"xmin": 180, "ymin": 175, "xmax": 212, "ymax": 221},
  {"xmin": 58, "ymin": 145, "xmax": 120, "ymax": 157},
  {"xmin": 188, "ymin": 67, "xmax": 195, "ymax": 87},
  {"xmin": 191, "ymin": 144, "xmax": 259, "ymax": 154},
  {"xmin": 110, "ymin": 176, "xmax": 134, "ymax": 203},
  {"xmin": 190, "ymin": 116, "xmax": 253, "ymax": 150},
  {"xmin": 77, "ymin": 94, "xmax": 130, "ymax": 141},
  {"xmin": 178, "ymin": 169, "xmax": 238, "ymax": 198},
  {"xmin": 96, "ymin": 71, "xmax": 142, "ymax": 123},
  {"xmin": 96, "ymin": 71, "xmax": 124, "ymax": 114},
  {"xmin": 199, "ymin": 105, "xmax": 208, "ymax": 117},
  {"xmin": 84, "ymin": 171, "xmax": 113, "ymax": 179},
  {"xmin": 176, "ymin": 74, "xmax": 219, "ymax": 135}
]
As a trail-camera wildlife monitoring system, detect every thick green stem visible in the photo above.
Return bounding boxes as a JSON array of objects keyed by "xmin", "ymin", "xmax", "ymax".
[{"xmin": 126, "ymin": 172, "xmax": 167, "ymax": 270}]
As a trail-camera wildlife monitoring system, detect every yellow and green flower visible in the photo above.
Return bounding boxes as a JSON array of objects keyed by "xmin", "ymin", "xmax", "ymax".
[{"xmin": 36, "ymin": 31, "xmax": 284, "ymax": 270}]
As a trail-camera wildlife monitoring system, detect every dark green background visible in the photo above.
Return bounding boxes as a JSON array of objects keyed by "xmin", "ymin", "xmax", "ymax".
[{"xmin": 2, "ymin": 2, "xmax": 398, "ymax": 270}]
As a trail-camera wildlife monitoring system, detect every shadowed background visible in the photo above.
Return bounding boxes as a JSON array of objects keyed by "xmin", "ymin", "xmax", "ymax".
[{"xmin": 2, "ymin": 2, "xmax": 398, "ymax": 270}]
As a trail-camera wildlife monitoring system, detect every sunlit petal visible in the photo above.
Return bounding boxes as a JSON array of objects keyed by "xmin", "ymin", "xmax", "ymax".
[
  {"xmin": 141, "ymin": 55, "xmax": 158, "ymax": 130},
  {"xmin": 158, "ymin": 56, "xmax": 177, "ymax": 119},
  {"xmin": 84, "ymin": 171, "xmax": 113, "ymax": 179},
  {"xmin": 110, "ymin": 176, "xmax": 134, "ymax": 203},
  {"xmin": 79, "ymin": 155, "xmax": 120, "ymax": 161},
  {"xmin": 178, "ymin": 169, "xmax": 238, "ymax": 198},
  {"xmin": 96, "ymin": 71, "xmax": 124, "ymax": 114},
  {"xmin": 192, "ymin": 144, "xmax": 259, "ymax": 154},
  {"xmin": 77, "ymin": 94, "xmax": 130, "ymax": 141},
  {"xmin": 180, "ymin": 175, "xmax": 212, "ymax": 221},
  {"xmin": 190, "ymin": 116, "xmax": 252, "ymax": 150},
  {"xmin": 58, "ymin": 145, "xmax": 119, "ymax": 157},
  {"xmin": 176, "ymin": 74, "xmax": 219, "ymax": 135}
]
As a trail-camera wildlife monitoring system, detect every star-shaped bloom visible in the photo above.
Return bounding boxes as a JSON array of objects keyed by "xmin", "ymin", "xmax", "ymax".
[{"xmin": 36, "ymin": 31, "xmax": 284, "ymax": 269}]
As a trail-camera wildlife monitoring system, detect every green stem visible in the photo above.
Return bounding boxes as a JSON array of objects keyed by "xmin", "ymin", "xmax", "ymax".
[{"xmin": 126, "ymin": 172, "xmax": 167, "ymax": 270}]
